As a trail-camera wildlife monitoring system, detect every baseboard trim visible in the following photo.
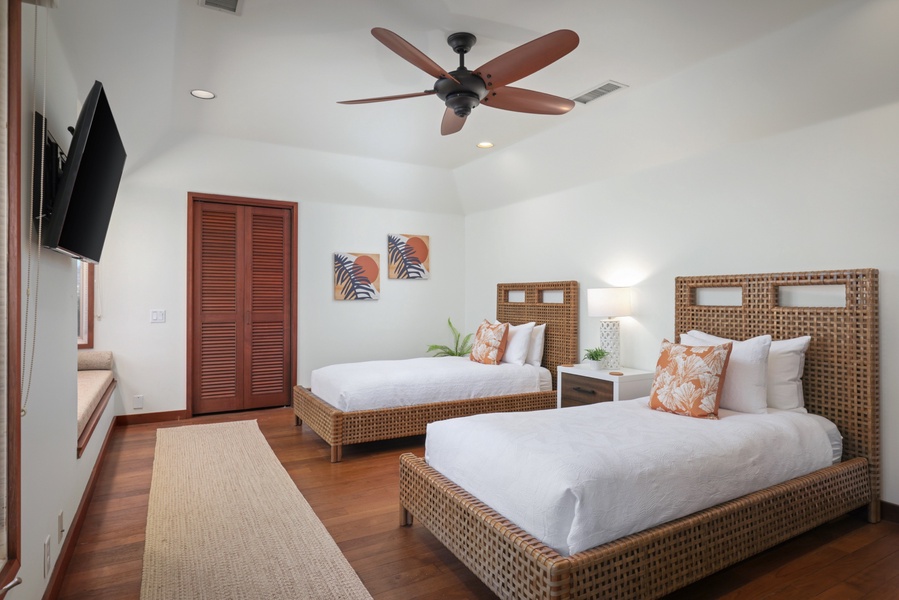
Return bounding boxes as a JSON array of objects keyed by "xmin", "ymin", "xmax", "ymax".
[
  {"xmin": 115, "ymin": 409, "xmax": 191, "ymax": 426},
  {"xmin": 881, "ymin": 501, "xmax": 899, "ymax": 523},
  {"xmin": 43, "ymin": 416, "xmax": 118, "ymax": 600}
]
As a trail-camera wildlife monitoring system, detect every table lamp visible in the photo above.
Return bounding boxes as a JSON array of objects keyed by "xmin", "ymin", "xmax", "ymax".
[{"xmin": 587, "ymin": 287, "xmax": 631, "ymax": 370}]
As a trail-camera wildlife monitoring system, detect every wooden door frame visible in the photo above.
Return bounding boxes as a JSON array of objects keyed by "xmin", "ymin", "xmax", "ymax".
[
  {"xmin": 3, "ymin": 0, "xmax": 23, "ymax": 589},
  {"xmin": 186, "ymin": 192, "xmax": 298, "ymax": 416}
]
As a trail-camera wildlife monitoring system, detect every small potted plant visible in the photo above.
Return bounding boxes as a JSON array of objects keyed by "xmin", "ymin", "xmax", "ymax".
[
  {"xmin": 582, "ymin": 347, "xmax": 609, "ymax": 370},
  {"xmin": 427, "ymin": 318, "xmax": 473, "ymax": 357}
]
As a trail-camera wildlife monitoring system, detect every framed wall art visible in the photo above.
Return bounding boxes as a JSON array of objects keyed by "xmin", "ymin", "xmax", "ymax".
[
  {"xmin": 387, "ymin": 234, "xmax": 430, "ymax": 279},
  {"xmin": 333, "ymin": 252, "xmax": 380, "ymax": 300}
]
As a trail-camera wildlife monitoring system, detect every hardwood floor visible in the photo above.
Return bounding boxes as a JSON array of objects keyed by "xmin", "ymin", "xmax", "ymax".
[{"xmin": 58, "ymin": 407, "xmax": 899, "ymax": 599}]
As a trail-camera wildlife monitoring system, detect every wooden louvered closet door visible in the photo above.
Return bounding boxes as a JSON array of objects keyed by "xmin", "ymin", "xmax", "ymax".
[{"xmin": 190, "ymin": 195, "xmax": 296, "ymax": 415}]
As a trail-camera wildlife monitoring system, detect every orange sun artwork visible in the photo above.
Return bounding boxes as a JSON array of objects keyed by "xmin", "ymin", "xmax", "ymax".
[
  {"xmin": 387, "ymin": 234, "xmax": 430, "ymax": 279},
  {"xmin": 333, "ymin": 252, "xmax": 380, "ymax": 300}
]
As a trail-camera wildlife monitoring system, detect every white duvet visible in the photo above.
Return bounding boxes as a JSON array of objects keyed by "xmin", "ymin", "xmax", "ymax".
[
  {"xmin": 311, "ymin": 356, "xmax": 551, "ymax": 412},
  {"xmin": 425, "ymin": 398, "xmax": 835, "ymax": 556}
]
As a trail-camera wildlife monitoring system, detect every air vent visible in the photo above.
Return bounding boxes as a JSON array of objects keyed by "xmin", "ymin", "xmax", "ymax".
[
  {"xmin": 198, "ymin": 0, "xmax": 244, "ymax": 15},
  {"xmin": 574, "ymin": 81, "xmax": 628, "ymax": 104}
]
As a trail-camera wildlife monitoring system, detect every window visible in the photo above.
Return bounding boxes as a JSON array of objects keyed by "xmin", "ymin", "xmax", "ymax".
[{"xmin": 77, "ymin": 261, "xmax": 93, "ymax": 349}]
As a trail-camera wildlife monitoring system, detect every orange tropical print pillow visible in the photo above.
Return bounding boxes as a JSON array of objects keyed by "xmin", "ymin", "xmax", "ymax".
[
  {"xmin": 469, "ymin": 320, "xmax": 509, "ymax": 365},
  {"xmin": 649, "ymin": 340, "xmax": 732, "ymax": 419}
]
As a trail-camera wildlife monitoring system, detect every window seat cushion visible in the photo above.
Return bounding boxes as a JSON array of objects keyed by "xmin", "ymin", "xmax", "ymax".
[
  {"xmin": 77, "ymin": 369, "xmax": 114, "ymax": 437},
  {"xmin": 76, "ymin": 350, "xmax": 116, "ymax": 457}
]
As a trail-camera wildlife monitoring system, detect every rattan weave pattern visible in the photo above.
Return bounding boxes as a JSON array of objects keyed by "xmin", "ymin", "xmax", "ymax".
[
  {"xmin": 295, "ymin": 280, "xmax": 578, "ymax": 461},
  {"xmin": 674, "ymin": 269, "xmax": 880, "ymax": 519},
  {"xmin": 497, "ymin": 281, "xmax": 579, "ymax": 389},
  {"xmin": 399, "ymin": 269, "xmax": 880, "ymax": 599},
  {"xmin": 399, "ymin": 454, "xmax": 870, "ymax": 600}
]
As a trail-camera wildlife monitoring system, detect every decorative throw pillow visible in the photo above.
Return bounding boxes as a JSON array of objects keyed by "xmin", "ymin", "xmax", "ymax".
[
  {"xmin": 470, "ymin": 320, "xmax": 509, "ymax": 365},
  {"xmin": 526, "ymin": 323, "xmax": 547, "ymax": 367},
  {"xmin": 680, "ymin": 331, "xmax": 771, "ymax": 414},
  {"xmin": 684, "ymin": 330, "xmax": 807, "ymax": 410},
  {"xmin": 649, "ymin": 340, "xmax": 732, "ymax": 419},
  {"xmin": 497, "ymin": 321, "xmax": 535, "ymax": 366}
]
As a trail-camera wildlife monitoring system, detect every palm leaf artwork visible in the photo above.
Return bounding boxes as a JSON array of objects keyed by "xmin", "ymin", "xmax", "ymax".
[
  {"xmin": 333, "ymin": 253, "xmax": 379, "ymax": 300},
  {"xmin": 387, "ymin": 234, "xmax": 430, "ymax": 279},
  {"xmin": 427, "ymin": 317, "xmax": 473, "ymax": 357}
]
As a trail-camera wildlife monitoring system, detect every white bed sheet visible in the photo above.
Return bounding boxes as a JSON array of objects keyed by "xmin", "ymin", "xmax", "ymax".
[
  {"xmin": 425, "ymin": 398, "xmax": 835, "ymax": 556},
  {"xmin": 311, "ymin": 356, "xmax": 552, "ymax": 412}
]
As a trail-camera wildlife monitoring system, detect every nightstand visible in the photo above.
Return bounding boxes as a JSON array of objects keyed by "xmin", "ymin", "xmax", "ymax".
[{"xmin": 557, "ymin": 365, "xmax": 654, "ymax": 408}]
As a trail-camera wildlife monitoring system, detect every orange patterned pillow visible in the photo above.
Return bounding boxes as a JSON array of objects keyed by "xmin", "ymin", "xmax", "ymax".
[
  {"xmin": 469, "ymin": 320, "xmax": 509, "ymax": 365},
  {"xmin": 649, "ymin": 340, "xmax": 732, "ymax": 419}
]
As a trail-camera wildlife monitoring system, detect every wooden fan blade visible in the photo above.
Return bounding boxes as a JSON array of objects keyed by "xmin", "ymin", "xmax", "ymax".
[
  {"xmin": 475, "ymin": 29, "xmax": 579, "ymax": 89},
  {"xmin": 372, "ymin": 28, "xmax": 459, "ymax": 84},
  {"xmin": 441, "ymin": 107, "xmax": 467, "ymax": 135},
  {"xmin": 338, "ymin": 90, "xmax": 436, "ymax": 104},
  {"xmin": 481, "ymin": 86, "xmax": 575, "ymax": 114}
]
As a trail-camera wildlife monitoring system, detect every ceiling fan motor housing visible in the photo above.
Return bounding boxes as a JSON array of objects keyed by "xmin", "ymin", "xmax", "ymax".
[{"xmin": 434, "ymin": 69, "xmax": 488, "ymax": 117}]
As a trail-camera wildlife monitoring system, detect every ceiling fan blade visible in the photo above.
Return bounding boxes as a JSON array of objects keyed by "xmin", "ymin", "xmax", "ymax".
[
  {"xmin": 371, "ymin": 27, "xmax": 459, "ymax": 84},
  {"xmin": 481, "ymin": 86, "xmax": 575, "ymax": 114},
  {"xmin": 338, "ymin": 90, "xmax": 436, "ymax": 104},
  {"xmin": 441, "ymin": 107, "xmax": 467, "ymax": 135},
  {"xmin": 475, "ymin": 29, "xmax": 579, "ymax": 89}
]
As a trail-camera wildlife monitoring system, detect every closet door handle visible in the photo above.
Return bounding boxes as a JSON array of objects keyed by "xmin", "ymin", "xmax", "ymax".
[{"xmin": 0, "ymin": 577, "xmax": 22, "ymax": 597}]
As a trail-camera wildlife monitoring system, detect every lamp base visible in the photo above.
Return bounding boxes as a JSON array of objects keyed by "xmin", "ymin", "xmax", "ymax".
[{"xmin": 598, "ymin": 319, "xmax": 621, "ymax": 370}]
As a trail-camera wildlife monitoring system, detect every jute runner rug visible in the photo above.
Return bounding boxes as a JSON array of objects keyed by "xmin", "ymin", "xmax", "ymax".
[{"xmin": 140, "ymin": 420, "xmax": 372, "ymax": 600}]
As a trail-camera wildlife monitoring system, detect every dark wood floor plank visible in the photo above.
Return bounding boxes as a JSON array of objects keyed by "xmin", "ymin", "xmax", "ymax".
[{"xmin": 56, "ymin": 407, "xmax": 896, "ymax": 600}]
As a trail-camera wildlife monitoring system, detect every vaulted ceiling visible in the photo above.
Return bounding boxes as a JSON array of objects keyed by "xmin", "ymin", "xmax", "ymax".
[{"xmin": 50, "ymin": 0, "xmax": 844, "ymax": 176}]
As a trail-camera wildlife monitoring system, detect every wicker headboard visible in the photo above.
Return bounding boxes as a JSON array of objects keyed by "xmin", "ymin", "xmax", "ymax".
[
  {"xmin": 674, "ymin": 269, "xmax": 880, "ymax": 515},
  {"xmin": 496, "ymin": 281, "xmax": 578, "ymax": 389}
]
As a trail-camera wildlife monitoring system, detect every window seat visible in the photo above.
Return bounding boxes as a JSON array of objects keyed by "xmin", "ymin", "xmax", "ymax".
[{"xmin": 77, "ymin": 350, "xmax": 117, "ymax": 458}]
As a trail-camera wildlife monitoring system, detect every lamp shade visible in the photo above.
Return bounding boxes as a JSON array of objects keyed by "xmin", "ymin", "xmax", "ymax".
[{"xmin": 587, "ymin": 288, "xmax": 631, "ymax": 318}]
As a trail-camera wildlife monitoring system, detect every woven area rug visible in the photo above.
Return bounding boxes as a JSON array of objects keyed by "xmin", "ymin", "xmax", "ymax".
[{"xmin": 140, "ymin": 420, "xmax": 372, "ymax": 600}]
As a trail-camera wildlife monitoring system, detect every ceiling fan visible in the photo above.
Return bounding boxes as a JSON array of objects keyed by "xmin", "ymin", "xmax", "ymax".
[{"xmin": 339, "ymin": 27, "xmax": 580, "ymax": 135}]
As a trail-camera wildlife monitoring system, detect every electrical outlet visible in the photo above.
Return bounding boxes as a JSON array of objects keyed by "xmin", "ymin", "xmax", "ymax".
[
  {"xmin": 43, "ymin": 535, "xmax": 51, "ymax": 578},
  {"xmin": 133, "ymin": 395, "xmax": 144, "ymax": 410},
  {"xmin": 58, "ymin": 510, "xmax": 65, "ymax": 544}
]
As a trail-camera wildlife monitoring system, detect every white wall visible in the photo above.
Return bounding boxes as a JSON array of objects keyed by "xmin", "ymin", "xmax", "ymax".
[
  {"xmin": 13, "ymin": 7, "xmax": 118, "ymax": 599},
  {"xmin": 97, "ymin": 135, "xmax": 467, "ymax": 414},
  {"xmin": 463, "ymin": 0, "xmax": 899, "ymax": 506}
]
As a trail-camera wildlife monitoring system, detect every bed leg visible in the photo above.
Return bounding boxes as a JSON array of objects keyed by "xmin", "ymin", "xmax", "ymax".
[
  {"xmin": 330, "ymin": 444, "xmax": 342, "ymax": 463},
  {"xmin": 400, "ymin": 505, "xmax": 413, "ymax": 527},
  {"xmin": 294, "ymin": 415, "xmax": 302, "ymax": 426},
  {"xmin": 868, "ymin": 500, "xmax": 881, "ymax": 523}
]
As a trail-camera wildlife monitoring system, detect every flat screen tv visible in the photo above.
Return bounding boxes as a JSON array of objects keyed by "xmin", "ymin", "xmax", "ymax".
[{"xmin": 35, "ymin": 80, "xmax": 126, "ymax": 263}]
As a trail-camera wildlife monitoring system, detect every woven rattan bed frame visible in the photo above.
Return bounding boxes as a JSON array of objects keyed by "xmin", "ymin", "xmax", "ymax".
[
  {"xmin": 294, "ymin": 281, "xmax": 578, "ymax": 462},
  {"xmin": 399, "ymin": 269, "xmax": 880, "ymax": 600}
]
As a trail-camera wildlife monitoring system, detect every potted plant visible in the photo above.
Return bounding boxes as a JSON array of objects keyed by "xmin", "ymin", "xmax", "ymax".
[
  {"xmin": 582, "ymin": 347, "xmax": 609, "ymax": 370},
  {"xmin": 427, "ymin": 318, "xmax": 473, "ymax": 357}
]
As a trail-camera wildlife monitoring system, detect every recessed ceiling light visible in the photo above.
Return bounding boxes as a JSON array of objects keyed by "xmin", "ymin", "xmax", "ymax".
[
  {"xmin": 190, "ymin": 89, "xmax": 216, "ymax": 100},
  {"xmin": 476, "ymin": 141, "xmax": 494, "ymax": 149}
]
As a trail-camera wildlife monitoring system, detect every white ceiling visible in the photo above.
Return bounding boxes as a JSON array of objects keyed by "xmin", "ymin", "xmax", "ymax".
[{"xmin": 50, "ymin": 0, "xmax": 844, "ymax": 172}]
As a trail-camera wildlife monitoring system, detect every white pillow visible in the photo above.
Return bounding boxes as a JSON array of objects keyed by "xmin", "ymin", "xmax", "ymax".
[
  {"xmin": 526, "ymin": 324, "xmax": 546, "ymax": 367},
  {"xmin": 680, "ymin": 331, "xmax": 771, "ymax": 414},
  {"xmin": 497, "ymin": 321, "xmax": 535, "ymax": 366},
  {"xmin": 685, "ymin": 330, "xmax": 810, "ymax": 410},
  {"xmin": 767, "ymin": 336, "xmax": 811, "ymax": 410}
]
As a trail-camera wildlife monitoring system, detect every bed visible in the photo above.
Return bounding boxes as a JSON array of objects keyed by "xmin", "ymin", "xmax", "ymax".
[
  {"xmin": 399, "ymin": 269, "xmax": 880, "ymax": 600},
  {"xmin": 294, "ymin": 280, "xmax": 578, "ymax": 462}
]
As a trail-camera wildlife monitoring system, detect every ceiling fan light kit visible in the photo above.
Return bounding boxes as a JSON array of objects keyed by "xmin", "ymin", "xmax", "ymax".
[{"xmin": 339, "ymin": 27, "xmax": 579, "ymax": 135}]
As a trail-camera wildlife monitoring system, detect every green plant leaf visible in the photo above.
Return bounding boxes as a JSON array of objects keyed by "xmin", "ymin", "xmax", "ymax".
[
  {"xmin": 428, "ymin": 318, "xmax": 474, "ymax": 357},
  {"xmin": 583, "ymin": 347, "xmax": 609, "ymax": 361}
]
